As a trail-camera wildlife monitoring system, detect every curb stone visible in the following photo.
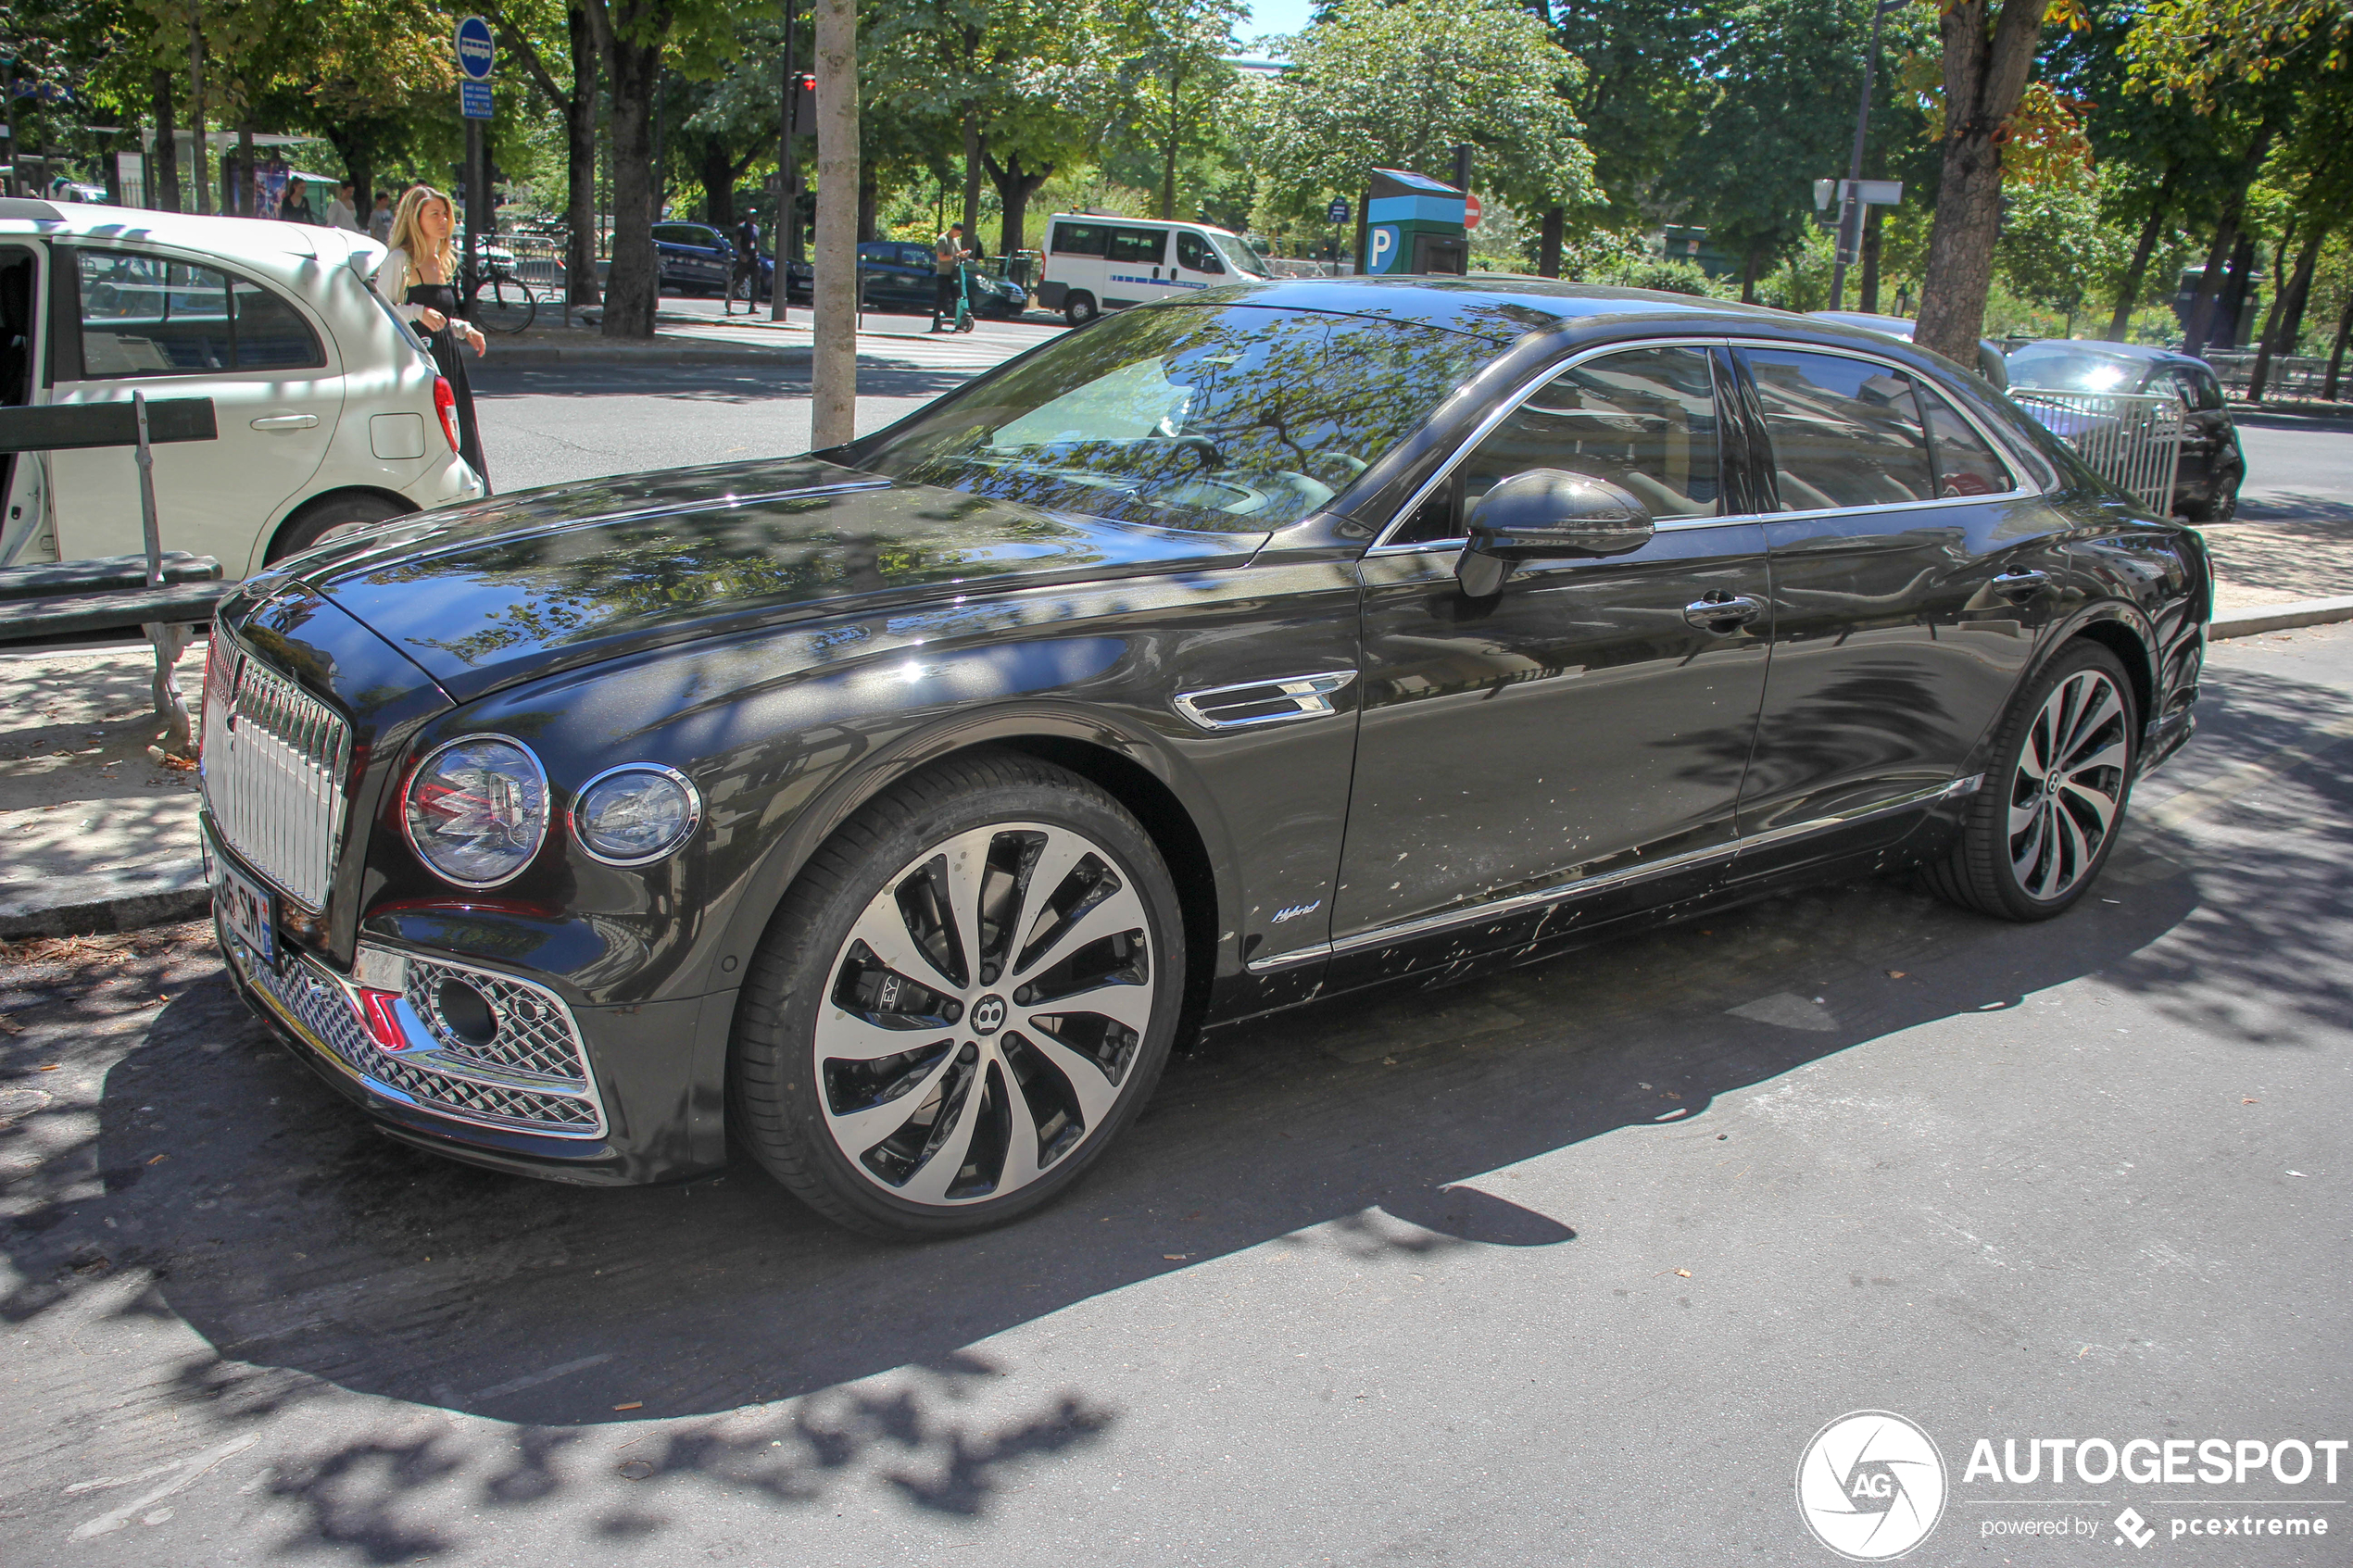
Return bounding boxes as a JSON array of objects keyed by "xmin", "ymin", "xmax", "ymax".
[
  {"xmin": 13, "ymin": 599, "xmax": 2350, "ymax": 938},
  {"xmin": 2208, "ymin": 595, "xmax": 2353, "ymax": 639},
  {"xmin": 0, "ymin": 859, "xmax": 208, "ymax": 939}
]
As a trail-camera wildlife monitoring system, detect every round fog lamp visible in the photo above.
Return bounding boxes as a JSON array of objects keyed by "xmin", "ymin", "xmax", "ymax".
[
  {"xmin": 573, "ymin": 765, "xmax": 701, "ymax": 866},
  {"xmin": 404, "ymin": 735, "xmax": 548, "ymax": 889}
]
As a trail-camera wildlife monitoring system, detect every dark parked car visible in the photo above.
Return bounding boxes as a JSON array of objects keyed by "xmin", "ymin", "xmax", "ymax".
[
  {"xmin": 855, "ymin": 240, "xmax": 1030, "ymax": 318},
  {"xmin": 650, "ymin": 222, "xmax": 809, "ymax": 303},
  {"xmin": 202, "ymin": 279, "xmax": 2207, "ymax": 1236},
  {"xmin": 2005, "ymin": 340, "xmax": 2243, "ymax": 521}
]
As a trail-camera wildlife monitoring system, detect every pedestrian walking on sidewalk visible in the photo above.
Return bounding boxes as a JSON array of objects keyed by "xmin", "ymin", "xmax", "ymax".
[
  {"xmin": 932, "ymin": 222, "xmax": 970, "ymax": 332},
  {"xmin": 726, "ymin": 214, "xmax": 761, "ymax": 315},
  {"xmin": 374, "ymin": 185, "xmax": 491, "ymax": 492},
  {"xmin": 370, "ymin": 191, "xmax": 395, "ymax": 243},
  {"xmin": 279, "ymin": 177, "xmax": 319, "ymax": 226},
  {"xmin": 325, "ymin": 182, "xmax": 361, "ymax": 232}
]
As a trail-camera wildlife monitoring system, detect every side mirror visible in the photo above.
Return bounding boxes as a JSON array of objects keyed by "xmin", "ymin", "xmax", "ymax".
[{"xmin": 1456, "ymin": 470, "xmax": 1655, "ymax": 596}]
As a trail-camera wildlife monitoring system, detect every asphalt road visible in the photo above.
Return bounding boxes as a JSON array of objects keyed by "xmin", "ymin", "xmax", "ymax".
[
  {"xmin": 471, "ymin": 316, "xmax": 1053, "ymax": 494},
  {"xmin": 2, "ymin": 612, "xmax": 2348, "ymax": 1564}
]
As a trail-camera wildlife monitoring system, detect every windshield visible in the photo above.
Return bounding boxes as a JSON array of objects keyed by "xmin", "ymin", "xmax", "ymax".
[
  {"xmin": 2007, "ymin": 347, "xmax": 2145, "ymax": 394},
  {"xmin": 848, "ymin": 303, "xmax": 1497, "ymax": 533},
  {"xmin": 1209, "ymin": 231, "xmax": 1271, "ymax": 279}
]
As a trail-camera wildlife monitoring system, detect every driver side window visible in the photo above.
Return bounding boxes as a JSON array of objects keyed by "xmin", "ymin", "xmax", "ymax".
[{"xmin": 1391, "ymin": 345, "xmax": 1721, "ymax": 544}]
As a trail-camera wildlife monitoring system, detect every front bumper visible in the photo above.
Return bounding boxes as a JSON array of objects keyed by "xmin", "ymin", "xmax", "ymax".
[{"xmin": 210, "ymin": 833, "xmax": 732, "ymax": 1185}]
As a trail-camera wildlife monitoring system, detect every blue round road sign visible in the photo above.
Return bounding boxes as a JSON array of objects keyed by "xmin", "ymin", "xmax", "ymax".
[
  {"xmin": 1327, "ymin": 197, "xmax": 1351, "ymax": 225},
  {"xmin": 455, "ymin": 16, "xmax": 497, "ymax": 82}
]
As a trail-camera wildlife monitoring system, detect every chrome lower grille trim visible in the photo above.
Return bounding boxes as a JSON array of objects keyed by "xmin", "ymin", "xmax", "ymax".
[
  {"xmin": 200, "ymin": 632, "xmax": 351, "ymax": 911},
  {"xmin": 226, "ymin": 922, "xmax": 608, "ymax": 1139}
]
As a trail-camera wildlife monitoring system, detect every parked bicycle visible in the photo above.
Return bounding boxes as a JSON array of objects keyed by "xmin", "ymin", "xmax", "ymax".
[{"xmin": 462, "ymin": 254, "xmax": 539, "ymax": 334}]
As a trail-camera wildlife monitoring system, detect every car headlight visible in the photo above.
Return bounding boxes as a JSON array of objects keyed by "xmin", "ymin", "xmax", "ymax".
[
  {"xmin": 572, "ymin": 764, "xmax": 701, "ymax": 866},
  {"xmin": 404, "ymin": 735, "xmax": 548, "ymax": 888}
]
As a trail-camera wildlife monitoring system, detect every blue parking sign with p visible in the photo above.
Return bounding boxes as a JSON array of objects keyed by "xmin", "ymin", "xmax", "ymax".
[{"xmin": 1367, "ymin": 225, "xmax": 1400, "ymax": 274}]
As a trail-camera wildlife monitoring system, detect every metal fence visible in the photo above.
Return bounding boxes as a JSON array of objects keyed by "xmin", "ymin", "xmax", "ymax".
[
  {"xmin": 2202, "ymin": 351, "xmax": 2340, "ymax": 401},
  {"xmin": 2012, "ymin": 390, "xmax": 2184, "ymax": 512}
]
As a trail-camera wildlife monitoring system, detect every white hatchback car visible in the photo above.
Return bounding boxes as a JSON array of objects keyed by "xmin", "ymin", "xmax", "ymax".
[{"xmin": 0, "ymin": 197, "xmax": 483, "ymax": 578}]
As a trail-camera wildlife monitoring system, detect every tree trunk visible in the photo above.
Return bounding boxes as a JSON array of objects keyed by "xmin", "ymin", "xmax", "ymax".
[
  {"xmin": 2324, "ymin": 295, "xmax": 2353, "ymax": 402},
  {"xmin": 2183, "ymin": 116, "xmax": 2277, "ymax": 358},
  {"xmin": 2278, "ymin": 224, "xmax": 2324, "ymax": 354},
  {"xmin": 2212, "ymin": 235, "xmax": 2257, "ymax": 350},
  {"xmin": 1740, "ymin": 246, "xmax": 1761, "ymax": 304},
  {"xmin": 601, "ymin": 37, "xmax": 663, "ymax": 338},
  {"xmin": 186, "ymin": 10, "xmax": 210, "ymax": 216},
  {"xmin": 2247, "ymin": 241, "xmax": 2291, "ymax": 401},
  {"xmin": 699, "ymin": 141, "xmax": 736, "ymax": 228},
  {"xmin": 1539, "ymin": 207, "xmax": 1563, "ymax": 278},
  {"xmin": 236, "ymin": 123, "xmax": 256, "ymax": 216},
  {"xmin": 982, "ymin": 147, "xmax": 1051, "ymax": 257},
  {"xmin": 1160, "ymin": 71, "xmax": 1180, "ymax": 220},
  {"xmin": 2106, "ymin": 163, "xmax": 2175, "ymax": 341},
  {"xmin": 568, "ymin": 7, "xmax": 601, "ymax": 308},
  {"xmin": 812, "ymin": 0, "xmax": 860, "ymax": 447},
  {"xmin": 1914, "ymin": 0, "xmax": 2045, "ymax": 366},
  {"xmin": 959, "ymin": 110, "xmax": 985, "ymax": 238},
  {"xmin": 149, "ymin": 69, "xmax": 181, "ymax": 212},
  {"xmin": 1859, "ymin": 207, "xmax": 1883, "ymax": 313}
]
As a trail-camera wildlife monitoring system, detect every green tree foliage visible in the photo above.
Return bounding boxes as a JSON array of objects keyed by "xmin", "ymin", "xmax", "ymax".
[{"xmin": 1246, "ymin": 0, "xmax": 1598, "ymax": 229}]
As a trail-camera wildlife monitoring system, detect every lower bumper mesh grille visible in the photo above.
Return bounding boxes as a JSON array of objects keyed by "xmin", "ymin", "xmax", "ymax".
[{"xmin": 226, "ymin": 922, "xmax": 606, "ymax": 1138}]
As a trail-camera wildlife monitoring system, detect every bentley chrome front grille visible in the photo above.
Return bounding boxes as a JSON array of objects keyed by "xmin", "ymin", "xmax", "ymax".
[{"xmin": 200, "ymin": 633, "xmax": 351, "ymax": 910}]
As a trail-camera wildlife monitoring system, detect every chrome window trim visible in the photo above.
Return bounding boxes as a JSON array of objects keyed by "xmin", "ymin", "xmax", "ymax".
[
  {"xmin": 1246, "ymin": 772, "xmax": 1982, "ymax": 973},
  {"xmin": 569, "ymin": 762, "xmax": 706, "ymax": 867},
  {"xmin": 1364, "ymin": 334, "xmax": 2044, "ymax": 557}
]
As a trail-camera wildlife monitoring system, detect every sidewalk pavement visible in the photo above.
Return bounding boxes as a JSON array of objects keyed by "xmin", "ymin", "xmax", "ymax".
[{"xmin": 484, "ymin": 306, "xmax": 1056, "ymax": 370}]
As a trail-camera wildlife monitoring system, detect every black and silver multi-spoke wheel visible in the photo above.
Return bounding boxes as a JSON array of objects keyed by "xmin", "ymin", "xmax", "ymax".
[
  {"xmin": 733, "ymin": 751, "xmax": 1184, "ymax": 1236},
  {"xmin": 1924, "ymin": 641, "xmax": 2138, "ymax": 922}
]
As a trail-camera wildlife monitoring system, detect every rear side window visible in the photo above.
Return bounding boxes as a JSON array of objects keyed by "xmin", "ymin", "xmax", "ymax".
[
  {"xmin": 1176, "ymin": 232, "xmax": 1223, "ymax": 273},
  {"xmin": 1396, "ymin": 345, "xmax": 1720, "ymax": 544},
  {"xmin": 1743, "ymin": 348, "xmax": 1934, "ymax": 510},
  {"xmin": 74, "ymin": 250, "xmax": 322, "ymax": 379},
  {"xmin": 1108, "ymin": 227, "xmax": 1168, "ymax": 265},
  {"xmin": 1915, "ymin": 383, "xmax": 2014, "ymax": 497},
  {"xmin": 1051, "ymin": 222, "xmax": 1106, "ymax": 257}
]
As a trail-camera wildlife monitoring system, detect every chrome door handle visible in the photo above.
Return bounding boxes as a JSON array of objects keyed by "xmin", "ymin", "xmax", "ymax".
[
  {"xmin": 1684, "ymin": 595, "xmax": 1761, "ymax": 632},
  {"xmin": 1992, "ymin": 570, "xmax": 2049, "ymax": 597},
  {"xmin": 250, "ymin": 414, "xmax": 319, "ymax": 432}
]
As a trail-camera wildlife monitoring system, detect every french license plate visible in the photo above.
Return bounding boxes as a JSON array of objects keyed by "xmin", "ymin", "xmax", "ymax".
[{"xmin": 209, "ymin": 841, "xmax": 278, "ymax": 970}]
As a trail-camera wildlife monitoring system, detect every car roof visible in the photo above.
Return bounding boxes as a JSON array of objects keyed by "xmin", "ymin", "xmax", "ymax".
[
  {"xmin": 1809, "ymin": 310, "xmax": 1916, "ymax": 337},
  {"xmin": 0, "ymin": 197, "xmax": 372, "ymax": 272},
  {"xmin": 2010, "ymin": 338, "xmax": 2201, "ymax": 369},
  {"xmin": 1187, "ymin": 274, "xmax": 1793, "ymax": 344}
]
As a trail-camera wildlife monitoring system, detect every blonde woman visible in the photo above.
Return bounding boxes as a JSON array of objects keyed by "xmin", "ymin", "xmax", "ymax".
[{"xmin": 375, "ymin": 185, "xmax": 491, "ymax": 489}]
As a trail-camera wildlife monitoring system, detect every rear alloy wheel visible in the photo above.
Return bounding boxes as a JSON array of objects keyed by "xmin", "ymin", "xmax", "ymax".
[
  {"xmin": 733, "ymin": 752, "xmax": 1183, "ymax": 1236},
  {"xmin": 265, "ymin": 492, "xmax": 412, "ymax": 564},
  {"xmin": 1924, "ymin": 642, "xmax": 2137, "ymax": 921},
  {"xmin": 1063, "ymin": 292, "xmax": 1098, "ymax": 328}
]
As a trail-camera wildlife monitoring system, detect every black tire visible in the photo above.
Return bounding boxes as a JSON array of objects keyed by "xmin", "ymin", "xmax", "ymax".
[
  {"xmin": 1922, "ymin": 640, "xmax": 2138, "ymax": 922},
  {"xmin": 265, "ymin": 492, "xmax": 413, "ymax": 564},
  {"xmin": 732, "ymin": 750, "xmax": 1186, "ymax": 1238},
  {"xmin": 1063, "ymin": 292, "xmax": 1098, "ymax": 328}
]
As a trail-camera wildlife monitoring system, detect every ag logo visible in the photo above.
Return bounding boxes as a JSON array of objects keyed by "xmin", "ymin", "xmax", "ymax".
[{"xmin": 1796, "ymin": 1411, "xmax": 1948, "ymax": 1561}]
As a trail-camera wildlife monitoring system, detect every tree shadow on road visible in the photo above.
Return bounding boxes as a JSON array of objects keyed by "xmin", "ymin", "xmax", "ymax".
[{"xmin": 6, "ymin": 653, "xmax": 2351, "ymax": 1552}]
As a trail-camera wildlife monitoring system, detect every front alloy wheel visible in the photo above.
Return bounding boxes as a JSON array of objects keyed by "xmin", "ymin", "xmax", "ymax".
[
  {"xmin": 734, "ymin": 752, "xmax": 1182, "ymax": 1236},
  {"xmin": 1923, "ymin": 641, "xmax": 2137, "ymax": 922}
]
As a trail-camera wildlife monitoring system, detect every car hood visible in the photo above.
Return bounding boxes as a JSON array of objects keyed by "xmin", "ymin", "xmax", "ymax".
[{"xmin": 288, "ymin": 458, "xmax": 1266, "ymax": 700}]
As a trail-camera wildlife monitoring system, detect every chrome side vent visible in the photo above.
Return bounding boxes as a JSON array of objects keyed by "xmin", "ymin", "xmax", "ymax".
[{"xmin": 1173, "ymin": 671, "xmax": 1357, "ymax": 732}]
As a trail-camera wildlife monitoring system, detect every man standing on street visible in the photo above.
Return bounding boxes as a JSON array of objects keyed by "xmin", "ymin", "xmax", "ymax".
[
  {"xmin": 727, "ymin": 213, "xmax": 761, "ymax": 315},
  {"xmin": 932, "ymin": 221, "xmax": 970, "ymax": 332}
]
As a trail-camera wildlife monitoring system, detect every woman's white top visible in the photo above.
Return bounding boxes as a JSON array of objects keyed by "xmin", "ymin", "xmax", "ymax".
[{"xmin": 371, "ymin": 245, "xmax": 448, "ymax": 323}]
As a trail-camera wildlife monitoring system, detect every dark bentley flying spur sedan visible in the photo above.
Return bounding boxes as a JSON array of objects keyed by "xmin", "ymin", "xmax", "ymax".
[{"xmin": 200, "ymin": 277, "xmax": 2208, "ymax": 1236}]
